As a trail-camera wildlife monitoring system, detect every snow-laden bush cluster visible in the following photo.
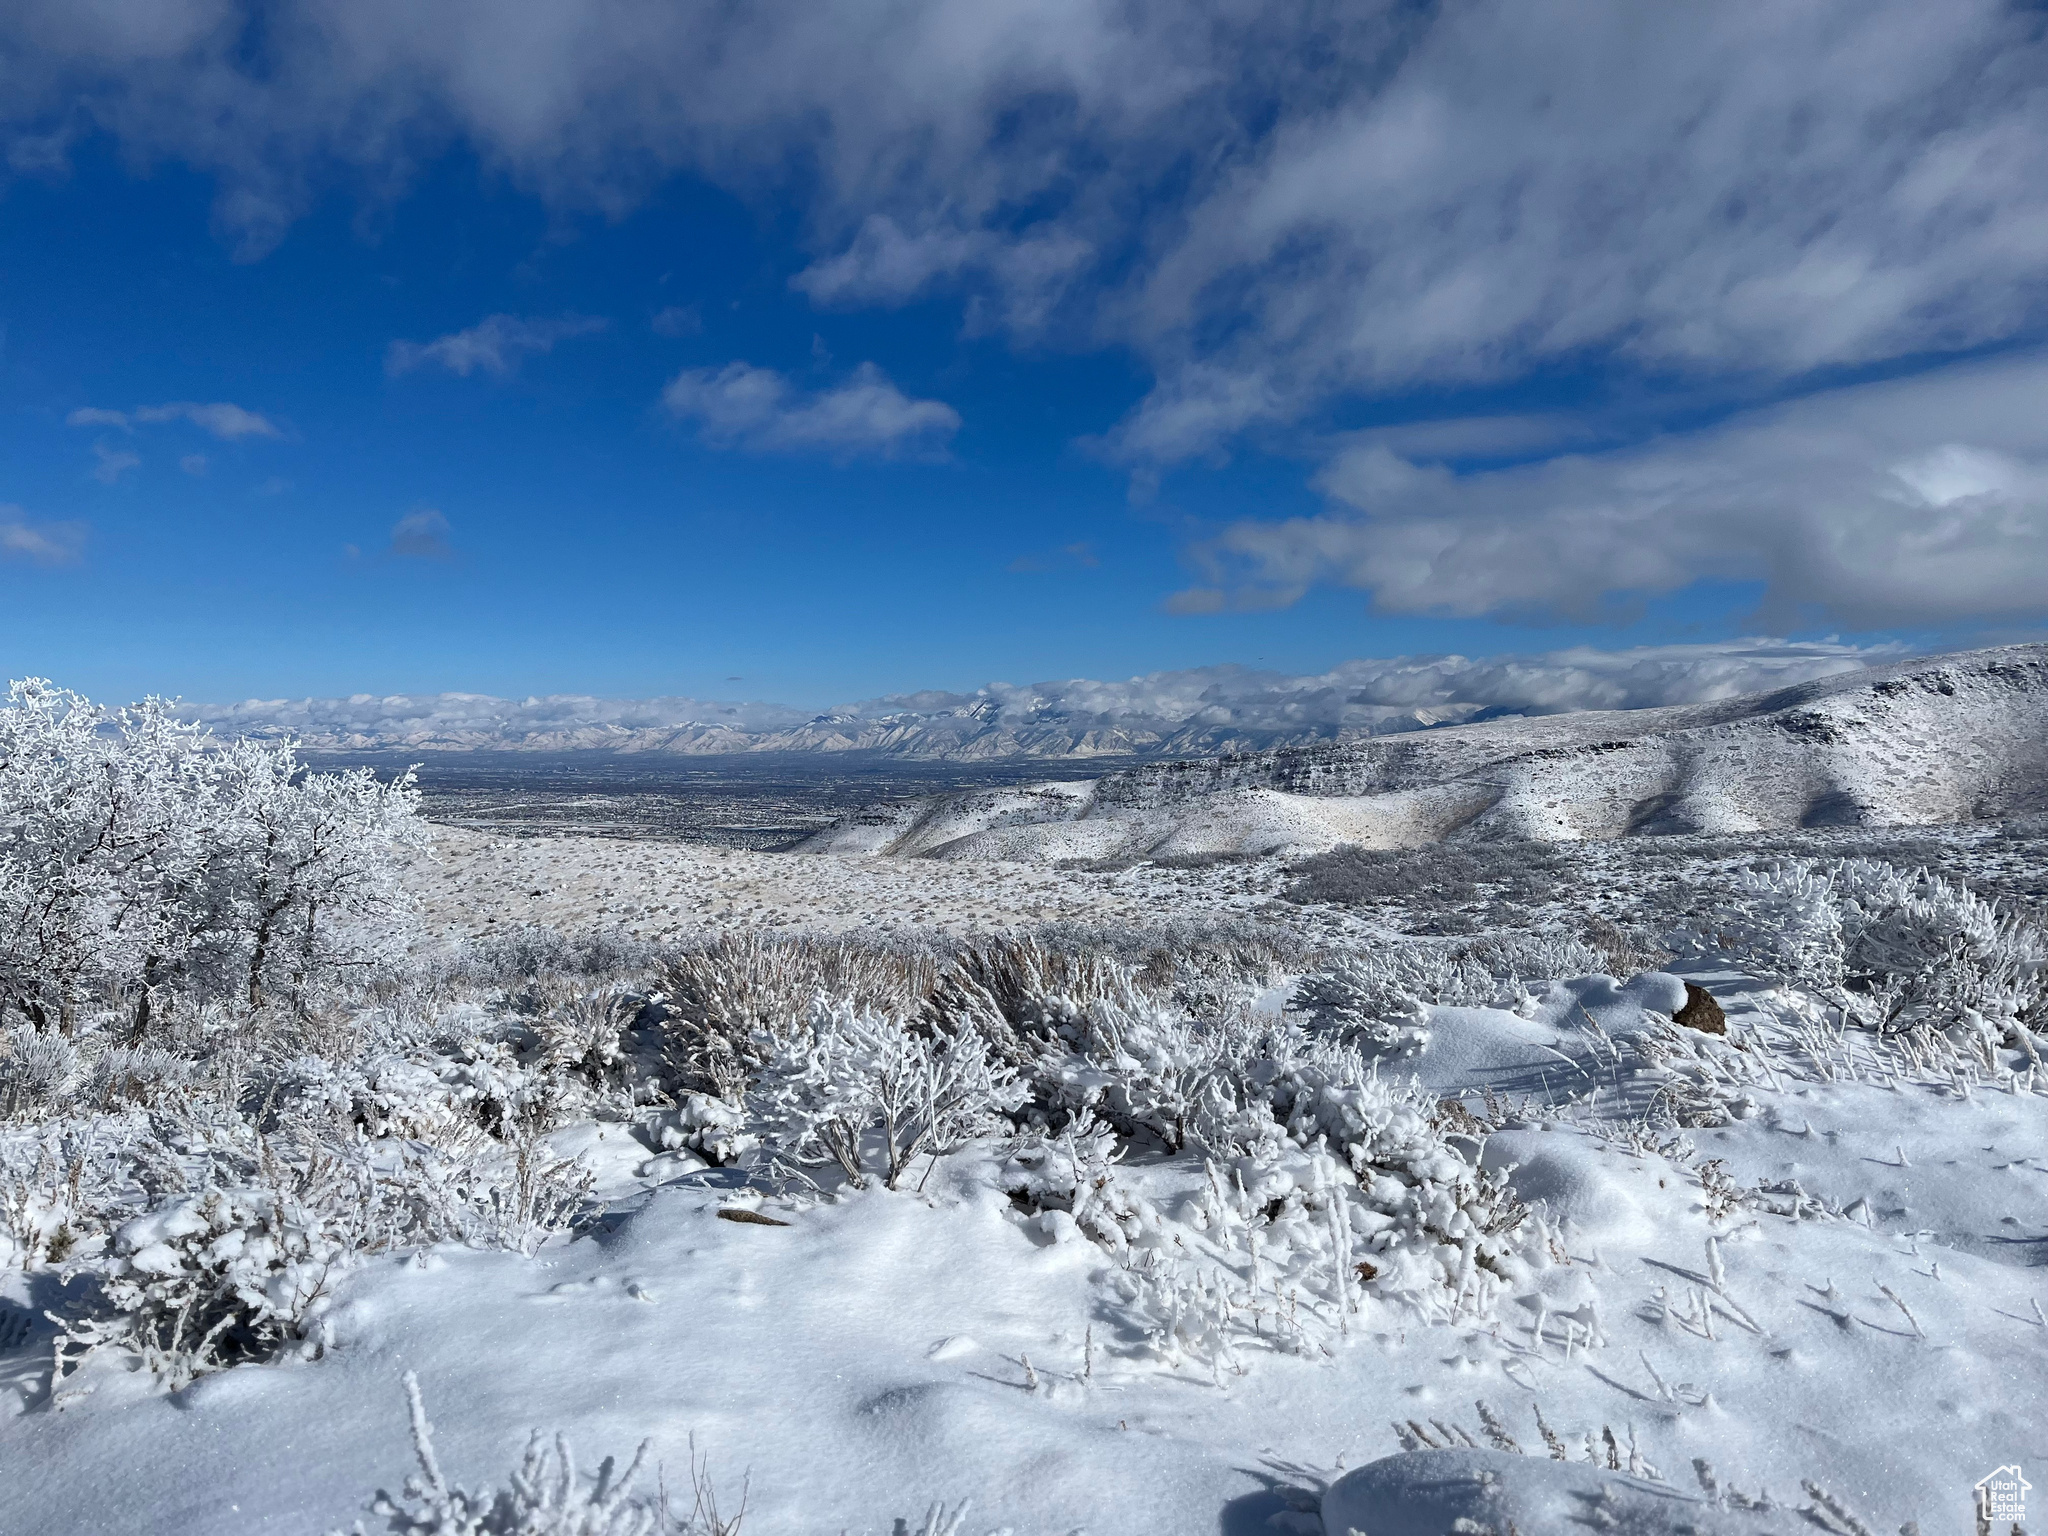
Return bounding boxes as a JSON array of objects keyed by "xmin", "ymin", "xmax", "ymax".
[
  {"xmin": 1286, "ymin": 930, "xmax": 1611, "ymax": 1057},
  {"xmin": 1686, "ymin": 857, "xmax": 2047, "ymax": 1055},
  {"xmin": 0, "ymin": 681, "xmax": 624, "ymax": 1391},
  {"xmin": 653, "ymin": 929, "xmax": 1547, "ymax": 1357}
]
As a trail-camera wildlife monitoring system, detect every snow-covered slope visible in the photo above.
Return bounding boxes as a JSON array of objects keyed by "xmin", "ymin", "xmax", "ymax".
[{"xmin": 797, "ymin": 644, "xmax": 2048, "ymax": 860}]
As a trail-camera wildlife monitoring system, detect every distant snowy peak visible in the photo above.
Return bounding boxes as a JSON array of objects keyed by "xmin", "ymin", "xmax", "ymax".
[
  {"xmin": 797, "ymin": 644, "xmax": 2048, "ymax": 859},
  {"xmin": 197, "ymin": 640, "xmax": 1895, "ymax": 760}
]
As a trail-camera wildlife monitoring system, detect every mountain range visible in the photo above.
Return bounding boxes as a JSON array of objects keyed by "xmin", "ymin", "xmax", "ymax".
[{"xmin": 196, "ymin": 641, "xmax": 1888, "ymax": 761}]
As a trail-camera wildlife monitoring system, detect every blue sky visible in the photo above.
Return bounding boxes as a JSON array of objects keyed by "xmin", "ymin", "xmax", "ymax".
[{"xmin": 3, "ymin": 1, "xmax": 2044, "ymax": 710}]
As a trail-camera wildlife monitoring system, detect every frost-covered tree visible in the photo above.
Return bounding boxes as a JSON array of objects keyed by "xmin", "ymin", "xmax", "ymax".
[
  {"xmin": 0, "ymin": 678, "xmax": 427, "ymax": 1031},
  {"xmin": 0, "ymin": 681, "xmax": 218, "ymax": 1032},
  {"xmin": 200, "ymin": 735, "xmax": 427, "ymax": 1008}
]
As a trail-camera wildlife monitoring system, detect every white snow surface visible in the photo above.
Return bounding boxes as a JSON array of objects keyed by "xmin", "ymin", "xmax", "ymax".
[
  {"xmin": 5, "ymin": 952, "xmax": 2044, "ymax": 1534},
  {"xmin": 799, "ymin": 644, "xmax": 2048, "ymax": 859}
]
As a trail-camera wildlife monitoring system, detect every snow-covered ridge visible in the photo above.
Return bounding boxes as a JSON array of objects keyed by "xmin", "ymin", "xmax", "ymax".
[
  {"xmin": 191, "ymin": 640, "xmax": 1891, "ymax": 760},
  {"xmin": 796, "ymin": 643, "xmax": 2048, "ymax": 860}
]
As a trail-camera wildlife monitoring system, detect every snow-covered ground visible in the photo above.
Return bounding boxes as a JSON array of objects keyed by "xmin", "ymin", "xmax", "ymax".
[
  {"xmin": 403, "ymin": 823, "xmax": 1322, "ymax": 940},
  {"xmin": 5, "ymin": 813, "xmax": 2046, "ymax": 1535}
]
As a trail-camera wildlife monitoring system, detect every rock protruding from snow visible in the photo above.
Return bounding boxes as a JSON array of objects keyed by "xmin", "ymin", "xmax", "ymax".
[{"xmin": 1674, "ymin": 982, "xmax": 1727, "ymax": 1034}]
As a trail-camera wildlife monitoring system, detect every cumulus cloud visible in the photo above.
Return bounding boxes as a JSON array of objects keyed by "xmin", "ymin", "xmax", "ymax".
[
  {"xmin": 194, "ymin": 638, "xmax": 1900, "ymax": 750},
  {"xmin": 386, "ymin": 507, "xmax": 453, "ymax": 559},
  {"xmin": 5, "ymin": 1, "xmax": 2040, "ymax": 465},
  {"xmin": 1172, "ymin": 351, "xmax": 2048, "ymax": 630},
  {"xmin": 662, "ymin": 361, "xmax": 959, "ymax": 458},
  {"xmin": 386, "ymin": 313, "xmax": 608, "ymax": 378},
  {"xmin": 0, "ymin": 508, "xmax": 86, "ymax": 565},
  {"xmin": 67, "ymin": 401, "xmax": 281, "ymax": 439}
]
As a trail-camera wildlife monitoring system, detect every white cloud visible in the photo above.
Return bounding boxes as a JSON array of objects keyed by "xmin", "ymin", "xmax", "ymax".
[
  {"xmin": 6, "ymin": 1, "xmax": 2039, "ymax": 466},
  {"xmin": 191, "ymin": 639, "xmax": 1900, "ymax": 750},
  {"xmin": 179, "ymin": 453, "xmax": 208, "ymax": 475},
  {"xmin": 65, "ymin": 406, "xmax": 130, "ymax": 430},
  {"xmin": 662, "ymin": 361, "xmax": 959, "ymax": 458},
  {"xmin": 792, "ymin": 214, "xmax": 1094, "ymax": 334},
  {"xmin": 649, "ymin": 305, "xmax": 701, "ymax": 337},
  {"xmin": 67, "ymin": 400, "xmax": 281, "ymax": 440},
  {"xmin": 0, "ymin": 507, "xmax": 86, "ymax": 565},
  {"xmin": 1173, "ymin": 351, "xmax": 2048, "ymax": 629},
  {"xmin": 386, "ymin": 313, "xmax": 608, "ymax": 378},
  {"xmin": 136, "ymin": 401, "xmax": 279, "ymax": 439},
  {"xmin": 386, "ymin": 507, "xmax": 453, "ymax": 559},
  {"xmin": 90, "ymin": 441, "xmax": 139, "ymax": 484}
]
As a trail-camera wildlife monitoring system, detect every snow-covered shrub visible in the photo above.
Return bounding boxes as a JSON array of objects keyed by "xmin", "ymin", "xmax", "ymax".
[
  {"xmin": 1689, "ymin": 862, "xmax": 1848, "ymax": 991},
  {"xmin": 997, "ymin": 1110, "xmax": 1155, "ymax": 1252},
  {"xmin": 92, "ymin": 1043, "xmax": 190, "ymax": 1107},
  {"xmin": 1687, "ymin": 857, "xmax": 2047, "ymax": 1047},
  {"xmin": 282, "ymin": 1034, "xmax": 564, "ymax": 1150},
  {"xmin": 1287, "ymin": 950, "xmax": 1439, "ymax": 1057},
  {"xmin": 471, "ymin": 1121, "xmax": 598, "ymax": 1255},
  {"xmin": 998, "ymin": 1002, "xmax": 1536, "ymax": 1330},
  {"xmin": 932, "ymin": 939, "xmax": 1263, "ymax": 1151},
  {"xmin": 751, "ymin": 1000, "xmax": 1025, "ymax": 1190},
  {"xmin": 924, "ymin": 932, "xmax": 1244, "ymax": 1150},
  {"xmin": 657, "ymin": 932, "xmax": 935, "ymax": 1099},
  {"xmin": 1831, "ymin": 858, "xmax": 2046, "ymax": 1040},
  {"xmin": 924, "ymin": 931, "xmax": 1166, "ymax": 1067},
  {"xmin": 1577, "ymin": 915, "xmax": 1671, "ymax": 978},
  {"xmin": 0, "ymin": 1025, "xmax": 77, "ymax": 1116},
  {"xmin": 0, "ymin": 1127, "xmax": 122, "ymax": 1269},
  {"xmin": 1027, "ymin": 918, "xmax": 1311, "ymax": 1013},
  {"xmin": 282, "ymin": 1053, "xmax": 488, "ymax": 1148},
  {"xmin": 535, "ymin": 987, "xmax": 642, "ymax": 1099},
  {"xmin": 330, "ymin": 1373, "xmax": 693, "ymax": 1536},
  {"xmin": 1230, "ymin": 1032, "xmax": 1533, "ymax": 1310},
  {"xmin": 1464, "ymin": 931, "xmax": 1610, "ymax": 989},
  {"xmin": 651, "ymin": 1093, "xmax": 757, "ymax": 1167},
  {"xmin": 1287, "ymin": 933, "xmax": 1608, "ymax": 1057},
  {"xmin": 58, "ymin": 1156, "xmax": 379, "ymax": 1386},
  {"xmin": 1077, "ymin": 1003, "xmax": 1261, "ymax": 1152}
]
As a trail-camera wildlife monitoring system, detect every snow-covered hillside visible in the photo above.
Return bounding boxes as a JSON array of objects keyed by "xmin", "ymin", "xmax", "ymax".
[{"xmin": 798, "ymin": 644, "xmax": 2048, "ymax": 861}]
